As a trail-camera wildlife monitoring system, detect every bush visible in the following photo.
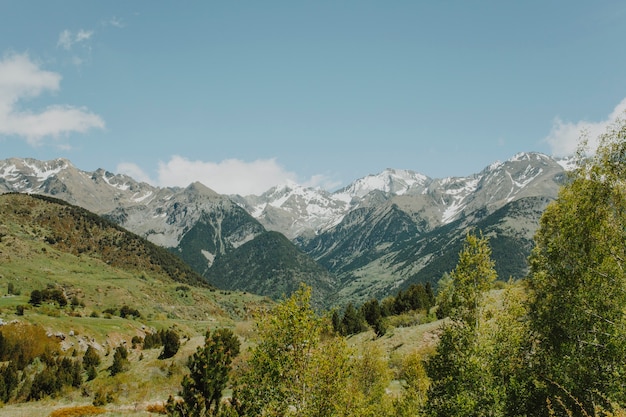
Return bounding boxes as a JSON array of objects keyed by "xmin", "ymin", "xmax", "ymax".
[
  {"xmin": 119, "ymin": 305, "xmax": 141, "ymax": 319},
  {"xmin": 109, "ymin": 346, "xmax": 129, "ymax": 376},
  {"xmin": 159, "ymin": 329, "xmax": 180, "ymax": 359},
  {"xmin": 83, "ymin": 345, "xmax": 101, "ymax": 369}
]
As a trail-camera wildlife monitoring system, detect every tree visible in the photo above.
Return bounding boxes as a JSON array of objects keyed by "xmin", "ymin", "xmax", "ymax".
[
  {"xmin": 527, "ymin": 119, "xmax": 626, "ymax": 415},
  {"xmin": 425, "ymin": 231, "xmax": 502, "ymax": 417},
  {"xmin": 167, "ymin": 328, "xmax": 241, "ymax": 416},
  {"xmin": 109, "ymin": 345, "xmax": 129, "ymax": 376},
  {"xmin": 440, "ymin": 231, "xmax": 497, "ymax": 328},
  {"xmin": 341, "ymin": 303, "xmax": 366, "ymax": 336},
  {"xmin": 361, "ymin": 299, "xmax": 386, "ymax": 337},
  {"xmin": 159, "ymin": 329, "xmax": 180, "ymax": 359},
  {"xmin": 83, "ymin": 345, "xmax": 101, "ymax": 381},
  {"xmin": 83, "ymin": 345, "xmax": 101, "ymax": 369},
  {"xmin": 232, "ymin": 284, "xmax": 357, "ymax": 416},
  {"xmin": 29, "ymin": 289, "xmax": 43, "ymax": 306}
]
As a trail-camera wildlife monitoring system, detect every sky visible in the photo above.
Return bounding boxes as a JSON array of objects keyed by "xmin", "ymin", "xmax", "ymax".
[{"xmin": 1, "ymin": 1, "xmax": 626, "ymax": 195}]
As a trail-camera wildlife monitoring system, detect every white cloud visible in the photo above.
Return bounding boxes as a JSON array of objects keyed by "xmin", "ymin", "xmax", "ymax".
[
  {"xmin": 156, "ymin": 156, "xmax": 298, "ymax": 195},
  {"xmin": 118, "ymin": 156, "xmax": 339, "ymax": 195},
  {"xmin": 57, "ymin": 30, "xmax": 73, "ymax": 50},
  {"xmin": 116, "ymin": 162, "xmax": 154, "ymax": 184},
  {"xmin": 75, "ymin": 30, "xmax": 94, "ymax": 43},
  {"xmin": 545, "ymin": 98, "xmax": 626, "ymax": 157},
  {"xmin": 57, "ymin": 29, "xmax": 93, "ymax": 50},
  {"xmin": 0, "ymin": 52, "xmax": 105, "ymax": 145},
  {"xmin": 302, "ymin": 174, "xmax": 342, "ymax": 190},
  {"xmin": 107, "ymin": 17, "xmax": 125, "ymax": 28}
]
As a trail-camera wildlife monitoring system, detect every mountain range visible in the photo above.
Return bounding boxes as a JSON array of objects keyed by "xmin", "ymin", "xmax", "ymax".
[{"xmin": 0, "ymin": 153, "xmax": 570, "ymax": 306}]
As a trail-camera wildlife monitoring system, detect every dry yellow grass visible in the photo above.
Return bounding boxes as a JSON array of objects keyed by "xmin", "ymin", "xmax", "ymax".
[{"xmin": 48, "ymin": 405, "xmax": 106, "ymax": 417}]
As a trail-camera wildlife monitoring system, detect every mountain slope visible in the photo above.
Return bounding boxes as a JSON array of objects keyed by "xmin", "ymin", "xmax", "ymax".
[
  {"xmin": 0, "ymin": 193, "xmax": 270, "ymax": 323},
  {"xmin": 0, "ymin": 193, "xmax": 204, "ymax": 287},
  {"xmin": 0, "ymin": 153, "xmax": 567, "ymax": 307},
  {"xmin": 205, "ymin": 231, "xmax": 337, "ymax": 308},
  {"xmin": 0, "ymin": 160, "xmax": 334, "ymax": 303}
]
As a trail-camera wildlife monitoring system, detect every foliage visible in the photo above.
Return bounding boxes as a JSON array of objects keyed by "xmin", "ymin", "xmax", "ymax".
[
  {"xmin": 232, "ymin": 284, "xmax": 324, "ymax": 416},
  {"xmin": 425, "ymin": 231, "xmax": 510, "ymax": 417},
  {"xmin": 159, "ymin": 329, "xmax": 181, "ymax": 359},
  {"xmin": 109, "ymin": 345, "xmax": 129, "ymax": 376},
  {"xmin": 83, "ymin": 345, "xmax": 101, "ymax": 381},
  {"xmin": 166, "ymin": 328, "xmax": 241, "ymax": 416},
  {"xmin": 0, "ymin": 322, "xmax": 60, "ymax": 369},
  {"xmin": 119, "ymin": 305, "xmax": 141, "ymax": 318},
  {"xmin": 28, "ymin": 286, "xmax": 67, "ymax": 307},
  {"xmin": 341, "ymin": 303, "xmax": 368, "ymax": 336},
  {"xmin": 527, "ymin": 119, "xmax": 626, "ymax": 415},
  {"xmin": 29, "ymin": 357, "xmax": 83, "ymax": 401},
  {"xmin": 437, "ymin": 231, "xmax": 497, "ymax": 328},
  {"xmin": 333, "ymin": 282, "xmax": 435, "ymax": 337},
  {"xmin": 395, "ymin": 346, "xmax": 432, "ymax": 417}
]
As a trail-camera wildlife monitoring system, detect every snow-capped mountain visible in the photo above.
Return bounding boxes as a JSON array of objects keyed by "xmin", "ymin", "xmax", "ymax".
[
  {"xmin": 0, "ymin": 152, "xmax": 569, "ymax": 306},
  {"xmin": 0, "ymin": 157, "xmax": 264, "ymax": 272},
  {"xmin": 0, "ymin": 157, "xmax": 340, "ymax": 306},
  {"xmin": 235, "ymin": 152, "xmax": 566, "ymax": 241}
]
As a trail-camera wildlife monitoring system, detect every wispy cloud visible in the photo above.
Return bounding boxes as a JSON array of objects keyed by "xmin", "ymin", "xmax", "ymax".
[
  {"xmin": 117, "ymin": 156, "xmax": 336, "ymax": 195},
  {"xmin": 57, "ymin": 29, "xmax": 93, "ymax": 50},
  {"xmin": 107, "ymin": 16, "xmax": 125, "ymax": 28},
  {"xmin": 0, "ymin": 52, "xmax": 105, "ymax": 146},
  {"xmin": 116, "ymin": 162, "xmax": 153, "ymax": 184},
  {"xmin": 545, "ymin": 98, "xmax": 626, "ymax": 156}
]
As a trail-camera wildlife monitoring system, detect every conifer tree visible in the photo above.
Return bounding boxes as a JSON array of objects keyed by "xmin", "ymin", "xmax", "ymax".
[{"xmin": 167, "ymin": 328, "xmax": 240, "ymax": 416}]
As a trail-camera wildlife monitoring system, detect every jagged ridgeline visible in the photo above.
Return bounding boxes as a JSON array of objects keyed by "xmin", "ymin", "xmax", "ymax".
[{"xmin": 0, "ymin": 193, "xmax": 206, "ymax": 287}]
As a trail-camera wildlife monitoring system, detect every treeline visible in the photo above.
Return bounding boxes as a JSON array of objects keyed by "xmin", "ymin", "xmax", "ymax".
[{"xmin": 332, "ymin": 282, "xmax": 435, "ymax": 337}]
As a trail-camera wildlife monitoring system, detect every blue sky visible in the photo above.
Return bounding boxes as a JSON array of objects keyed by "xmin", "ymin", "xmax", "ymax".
[{"xmin": 1, "ymin": 1, "xmax": 626, "ymax": 195}]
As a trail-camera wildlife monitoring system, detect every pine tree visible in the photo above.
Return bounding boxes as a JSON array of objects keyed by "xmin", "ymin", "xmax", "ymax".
[{"xmin": 167, "ymin": 328, "xmax": 240, "ymax": 416}]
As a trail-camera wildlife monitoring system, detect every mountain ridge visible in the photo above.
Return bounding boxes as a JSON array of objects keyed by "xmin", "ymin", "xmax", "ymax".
[{"xmin": 0, "ymin": 152, "xmax": 568, "ymax": 306}]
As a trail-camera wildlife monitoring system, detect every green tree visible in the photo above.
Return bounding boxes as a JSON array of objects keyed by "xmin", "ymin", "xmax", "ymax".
[
  {"xmin": 361, "ymin": 299, "xmax": 386, "ymax": 337},
  {"xmin": 425, "ymin": 231, "xmax": 503, "ymax": 417},
  {"xmin": 341, "ymin": 303, "xmax": 366, "ymax": 336},
  {"xmin": 527, "ymin": 119, "xmax": 626, "ymax": 415},
  {"xmin": 109, "ymin": 345, "xmax": 129, "ymax": 376},
  {"xmin": 167, "ymin": 328, "xmax": 241, "ymax": 416},
  {"xmin": 447, "ymin": 231, "xmax": 497, "ymax": 328},
  {"xmin": 159, "ymin": 329, "xmax": 180, "ymax": 359},
  {"xmin": 29, "ymin": 289, "xmax": 43, "ymax": 306},
  {"xmin": 83, "ymin": 345, "xmax": 101, "ymax": 381},
  {"xmin": 83, "ymin": 345, "xmax": 101, "ymax": 369},
  {"xmin": 233, "ymin": 285, "xmax": 323, "ymax": 416},
  {"xmin": 232, "ymin": 284, "xmax": 357, "ymax": 417}
]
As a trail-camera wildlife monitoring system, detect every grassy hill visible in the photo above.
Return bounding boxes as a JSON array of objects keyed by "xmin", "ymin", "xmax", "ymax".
[{"xmin": 0, "ymin": 193, "xmax": 272, "ymax": 415}]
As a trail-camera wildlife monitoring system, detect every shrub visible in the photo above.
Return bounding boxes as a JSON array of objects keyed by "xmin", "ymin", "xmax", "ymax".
[
  {"xmin": 159, "ymin": 329, "xmax": 180, "ymax": 359},
  {"xmin": 119, "ymin": 305, "xmax": 141, "ymax": 319},
  {"xmin": 109, "ymin": 346, "xmax": 129, "ymax": 376},
  {"xmin": 83, "ymin": 345, "xmax": 101, "ymax": 369}
]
